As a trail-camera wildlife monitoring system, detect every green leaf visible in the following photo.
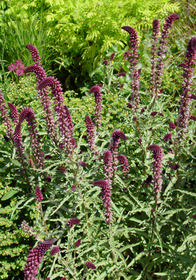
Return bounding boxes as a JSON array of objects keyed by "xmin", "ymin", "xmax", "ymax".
[{"xmin": 1, "ymin": 189, "xmax": 19, "ymax": 201}]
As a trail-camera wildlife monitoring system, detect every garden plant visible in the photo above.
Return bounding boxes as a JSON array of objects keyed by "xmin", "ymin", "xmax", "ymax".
[{"xmin": 0, "ymin": 12, "xmax": 196, "ymax": 280}]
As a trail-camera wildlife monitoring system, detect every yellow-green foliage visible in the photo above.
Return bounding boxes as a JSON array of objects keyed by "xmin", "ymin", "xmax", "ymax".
[{"xmin": 0, "ymin": 183, "xmax": 33, "ymax": 279}]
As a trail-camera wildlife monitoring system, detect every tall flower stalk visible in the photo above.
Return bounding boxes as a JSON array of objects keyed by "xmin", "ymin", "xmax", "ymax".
[
  {"xmin": 24, "ymin": 65, "xmax": 58, "ymax": 145},
  {"xmin": 0, "ymin": 91, "xmax": 14, "ymax": 141},
  {"xmin": 38, "ymin": 77, "xmax": 76, "ymax": 155},
  {"xmin": 121, "ymin": 26, "xmax": 140, "ymax": 112},
  {"xmin": 18, "ymin": 107, "xmax": 45, "ymax": 169},
  {"xmin": 146, "ymin": 144, "xmax": 163, "ymax": 206},
  {"xmin": 89, "ymin": 85, "xmax": 102, "ymax": 134},
  {"xmin": 177, "ymin": 36, "xmax": 196, "ymax": 140},
  {"xmin": 85, "ymin": 115, "xmax": 97, "ymax": 153},
  {"xmin": 153, "ymin": 14, "xmax": 179, "ymax": 100}
]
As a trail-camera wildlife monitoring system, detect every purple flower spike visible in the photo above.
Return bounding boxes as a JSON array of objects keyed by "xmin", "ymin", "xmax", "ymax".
[
  {"xmin": 24, "ymin": 65, "xmax": 47, "ymax": 84},
  {"xmin": 163, "ymin": 133, "xmax": 172, "ymax": 141},
  {"xmin": 122, "ymin": 26, "xmax": 140, "ymax": 112},
  {"xmin": 117, "ymin": 155, "xmax": 130, "ymax": 177},
  {"xmin": 177, "ymin": 37, "xmax": 196, "ymax": 139},
  {"xmin": 85, "ymin": 115, "xmax": 97, "ymax": 151},
  {"xmin": 0, "ymin": 93, "xmax": 14, "ymax": 141},
  {"xmin": 78, "ymin": 160, "xmax": 87, "ymax": 167},
  {"xmin": 50, "ymin": 246, "xmax": 60, "ymax": 255},
  {"xmin": 147, "ymin": 145, "xmax": 163, "ymax": 201},
  {"xmin": 92, "ymin": 180, "xmax": 112, "ymax": 223},
  {"xmin": 152, "ymin": 14, "xmax": 179, "ymax": 99},
  {"xmin": 38, "ymin": 77, "xmax": 74, "ymax": 152},
  {"xmin": 66, "ymin": 218, "xmax": 81, "ymax": 227},
  {"xmin": 85, "ymin": 261, "xmax": 96, "ymax": 269},
  {"xmin": 89, "ymin": 85, "xmax": 102, "ymax": 133},
  {"xmin": 103, "ymin": 150, "xmax": 113, "ymax": 186},
  {"xmin": 169, "ymin": 122, "xmax": 176, "ymax": 129},
  {"xmin": 103, "ymin": 60, "xmax": 109, "ymax": 65},
  {"xmin": 24, "ymin": 238, "xmax": 56, "ymax": 280},
  {"xmin": 35, "ymin": 186, "xmax": 43, "ymax": 202},
  {"xmin": 109, "ymin": 53, "xmax": 115, "ymax": 61},
  {"xmin": 74, "ymin": 239, "xmax": 81, "ymax": 248},
  {"xmin": 8, "ymin": 103, "xmax": 19, "ymax": 124},
  {"xmin": 26, "ymin": 44, "xmax": 41, "ymax": 65},
  {"xmin": 19, "ymin": 107, "xmax": 45, "ymax": 169},
  {"xmin": 189, "ymin": 115, "xmax": 196, "ymax": 121}
]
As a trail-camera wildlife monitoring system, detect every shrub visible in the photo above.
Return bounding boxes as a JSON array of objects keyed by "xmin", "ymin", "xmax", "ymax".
[{"xmin": 0, "ymin": 13, "xmax": 196, "ymax": 280}]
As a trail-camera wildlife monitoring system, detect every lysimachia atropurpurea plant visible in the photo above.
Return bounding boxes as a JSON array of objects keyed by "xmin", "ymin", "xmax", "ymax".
[{"xmin": 0, "ymin": 13, "xmax": 196, "ymax": 280}]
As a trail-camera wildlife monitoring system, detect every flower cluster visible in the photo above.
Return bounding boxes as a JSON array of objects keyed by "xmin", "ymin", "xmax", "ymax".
[
  {"xmin": 177, "ymin": 36, "xmax": 196, "ymax": 139},
  {"xmin": 147, "ymin": 144, "xmax": 163, "ymax": 202},
  {"xmin": 85, "ymin": 115, "xmax": 97, "ymax": 152},
  {"xmin": 24, "ymin": 238, "xmax": 56, "ymax": 280},
  {"xmin": 92, "ymin": 180, "xmax": 112, "ymax": 224},
  {"xmin": 153, "ymin": 14, "xmax": 179, "ymax": 99},
  {"xmin": 122, "ymin": 26, "xmax": 140, "ymax": 112},
  {"xmin": 35, "ymin": 186, "xmax": 43, "ymax": 203},
  {"xmin": 66, "ymin": 218, "xmax": 81, "ymax": 227},
  {"xmin": 89, "ymin": 85, "xmax": 103, "ymax": 133},
  {"xmin": 26, "ymin": 44, "xmax": 41, "ymax": 65},
  {"xmin": 0, "ymin": 92, "xmax": 14, "ymax": 141},
  {"xmin": 8, "ymin": 59, "xmax": 25, "ymax": 76},
  {"xmin": 38, "ymin": 77, "xmax": 76, "ymax": 152},
  {"xmin": 19, "ymin": 107, "xmax": 45, "ymax": 169},
  {"xmin": 103, "ymin": 150, "xmax": 113, "ymax": 186},
  {"xmin": 85, "ymin": 261, "xmax": 96, "ymax": 269},
  {"xmin": 8, "ymin": 103, "xmax": 19, "ymax": 124},
  {"xmin": 24, "ymin": 65, "xmax": 58, "ymax": 144},
  {"xmin": 117, "ymin": 154, "xmax": 130, "ymax": 177}
]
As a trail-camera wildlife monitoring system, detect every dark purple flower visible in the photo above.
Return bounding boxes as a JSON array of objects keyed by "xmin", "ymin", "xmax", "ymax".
[
  {"xmin": 26, "ymin": 44, "xmax": 41, "ymax": 65},
  {"xmin": 177, "ymin": 37, "xmax": 196, "ymax": 139},
  {"xmin": 163, "ymin": 133, "xmax": 172, "ymax": 141},
  {"xmin": 0, "ymin": 93, "xmax": 14, "ymax": 141},
  {"xmin": 35, "ymin": 186, "xmax": 43, "ymax": 202},
  {"xmin": 141, "ymin": 107, "xmax": 146, "ymax": 113},
  {"xmin": 74, "ymin": 239, "xmax": 81, "ymax": 248},
  {"xmin": 117, "ymin": 154, "xmax": 129, "ymax": 177},
  {"xmin": 85, "ymin": 115, "xmax": 96, "ymax": 151},
  {"xmin": 133, "ymin": 116, "xmax": 137, "ymax": 121},
  {"xmin": 45, "ymin": 154, "xmax": 52, "ymax": 160},
  {"xmin": 45, "ymin": 176, "xmax": 51, "ymax": 182},
  {"xmin": 138, "ymin": 138, "xmax": 142, "ymax": 143},
  {"xmin": 169, "ymin": 122, "xmax": 176, "ymax": 129},
  {"xmin": 127, "ymin": 103, "xmax": 133, "ymax": 108},
  {"xmin": 61, "ymin": 278, "xmax": 67, "ymax": 280},
  {"xmin": 159, "ymin": 113, "xmax": 163, "ymax": 116},
  {"xmin": 8, "ymin": 103, "xmax": 19, "ymax": 124},
  {"xmin": 92, "ymin": 180, "xmax": 112, "ymax": 223},
  {"xmin": 19, "ymin": 107, "xmax": 45, "ymax": 169},
  {"xmin": 190, "ymin": 93, "xmax": 196, "ymax": 100},
  {"xmin": 147, "ymin": 145, "xmax": 163, "ymax": 200},
  {"xmin": 109, "ymin": 53, "xmax": 115, "ymax": 61},
  {"xmin": 59, "ymin": 167, "xmax": 67, "ymax": 173},
  {"xmin": 120, "ymin": 84, "xmax": 124, "ymax": 88},
  {"xmin": 122, "ymin": 26, "xmax": 140, "ymax": 112},
  {"xmin": 85, "ymin": 261, "xmax": 96, "ymax": 269},
  {"xmin": 78, "ymin": 160, "xmax": 87, "ymax": 167},
  {"xmin": 103, "ymin": 60, "xmax": 109, "ymax": 65},
  {"xmin": 24, "ymin": 238, "xmax": 56, "ymax": 280},
  {"xmin": 50, "ymin": 246, "xmax": 60, "ymax": 255},
  {"xmin": 117, "ymin": 72, "xmax": 126, "ymax": 77},
  {"xmin": 71, "ymin": 185, "xmax": 76, "ymax": 191},
  {"xmin": 168, "ymin": 162, "xmax": 178, "ymax": 170},
  {"xmin": 189, "ymin": 115, "xmax": 196, "ymax": 121},
  {"xmin": 89, "ymin": 85, "xmax": 102, "ymax": 133},
  {"xmin": 103, "ymin": 150, "xmax": 113, "ymax": 185},
  {"xmin": 151, "ymin": 111, "xmax": 158, "ymax": 116},
  {"xmin": 66, "ymin": 218, "xmax": 81, "ymax": 227}
]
